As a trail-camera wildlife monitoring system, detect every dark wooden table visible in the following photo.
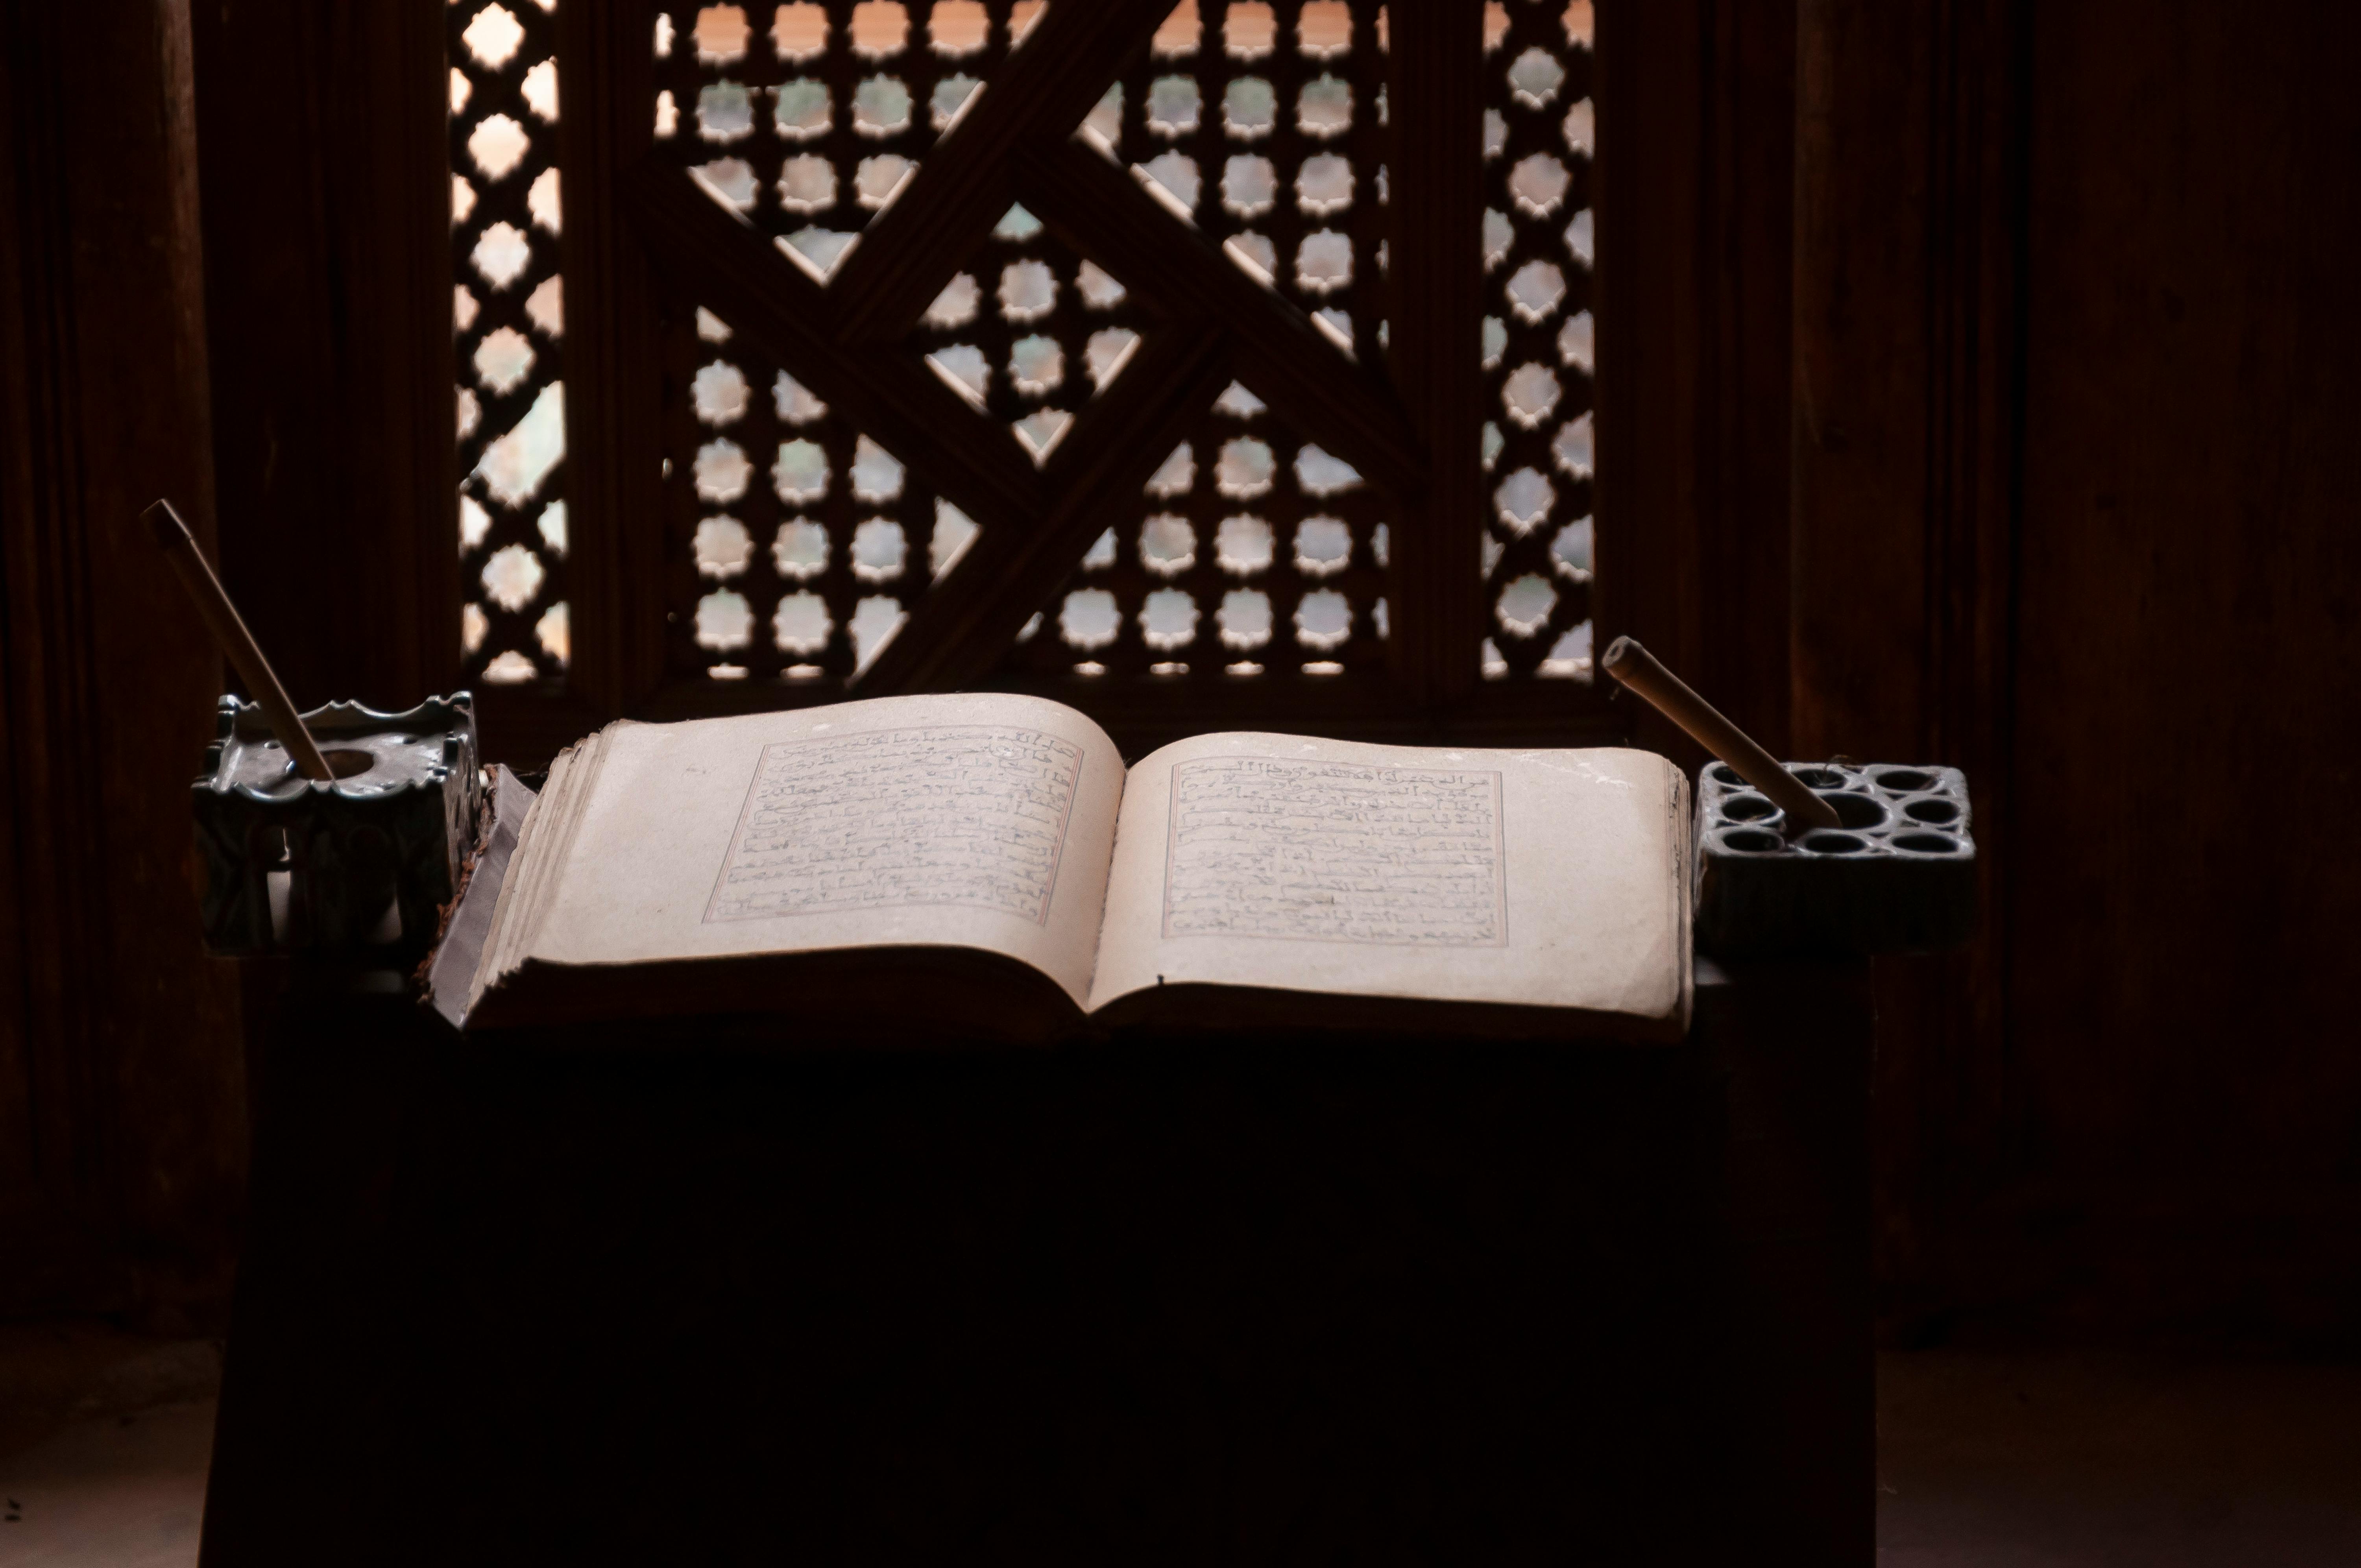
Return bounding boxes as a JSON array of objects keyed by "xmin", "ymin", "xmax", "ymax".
[{"xmin": 199, "ymin": 961, "xmax": 1870, "ymax": 1566}]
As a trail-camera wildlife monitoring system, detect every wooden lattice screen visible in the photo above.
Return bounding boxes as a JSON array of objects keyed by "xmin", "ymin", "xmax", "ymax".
[
  {"xmin": 453, "ymin": 0, "xmax": 573, "ymax": 688},
  {"xmin": 449, "ymin": 0, "xmax": 1616, "ymax": 754}
]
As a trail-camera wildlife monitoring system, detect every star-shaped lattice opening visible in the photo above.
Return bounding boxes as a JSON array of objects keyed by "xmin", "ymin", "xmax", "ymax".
[
  {"xmin": 1478, "ymin": 0, "xmax": 1595, "ymax": 681},
  {"xmin": 998, "ymin": 379, "xmax": 1391, "ymax": 685},
  {"xmin": 656, "ymin": 0, "xmax": 1049, "ymax": 282},
  {"xmin": 668, "ymin": 301, "xmax": 984, "ymax": 685},
  {"xmin": 1077, "ymin": 1, "xmax": 1393, "ymax": 364},
  {"xmin": 905, "ymin": 206, "xmax": 1154, "ymax": 468},
  {"xmin": 453, "ymin": 0, "xmax": 571, "ymax": 687}
]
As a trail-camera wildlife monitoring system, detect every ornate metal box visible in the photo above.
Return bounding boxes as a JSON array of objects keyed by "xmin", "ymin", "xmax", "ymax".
[{"xmin": 190, "ymin": 694, "xmax": 482, "ymax": 959}]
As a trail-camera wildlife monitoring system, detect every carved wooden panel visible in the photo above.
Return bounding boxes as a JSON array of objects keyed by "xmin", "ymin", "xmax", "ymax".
[
  {"xmin": 456, "ymin": 0, "xmax": 1624, "ymax": 744},
  {"xmin": 1099, "ymin": 1, "xmax": 1393, "ymax": 365},
  {"xmin": 451, "ymin": 0, "xmax": 572, "ymax": 689},
  {"xmin": 663, "ymin": 297, "xmax": 977, "ymax": 682},
  {"xmin": 905, "ymin": 211, "xmax": 1153, "ymax": 476},
  {"xmin": 998, "ymin": 382, "xmax": 1392, "ymax": 685},
  {"xmin": 1478, "ymin": 0, "xmax": 1595, "ymax": 683},
  {"xmin": 649, "ymin": 2, "xmax": 1050, "ymax": 273}
]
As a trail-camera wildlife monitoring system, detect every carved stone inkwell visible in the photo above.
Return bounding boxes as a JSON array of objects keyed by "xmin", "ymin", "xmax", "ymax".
[
  {"xmin": 1689, "ymin": 759, "xmax": 1976, "ymax": 957},
  {"xmin": 1600, "ymin": 636, "xmax": 1978, "ymax": 959}
]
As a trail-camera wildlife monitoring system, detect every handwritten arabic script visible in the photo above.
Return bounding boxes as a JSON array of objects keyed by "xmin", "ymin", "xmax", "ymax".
[
  {"xmin": 706, "ymin": 725, "xmax": 1084, "ymax": 926},
  {"xmin": 1162, "ymin": 757, "xmax": 1507, "ymax": 945}
]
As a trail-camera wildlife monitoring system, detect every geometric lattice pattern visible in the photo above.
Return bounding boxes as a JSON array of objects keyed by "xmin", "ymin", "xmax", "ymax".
[
  {"xmin": 651, "ymin": 1, "xmax": 1044, "ymax": 283},
  {"xmin": 998, "ymin": 380, "xmax": 1391, "ymax": 682},
  {"xmin": 1089, "ymin": 0, "xmax": 1393, "ymax": 362},
  {"xmin": 906, "ymin": 209, "xmax": 1153, "ymax": 471},
  {"xmin": 444, "ymin": 1, "xmax": 1621, "ymax": 722},
  {"xmin": 452, "ymin": 0, "xmax": 570, "ymax": 687},
  {"xmin": 1479, "ymin": 0, "xmax": 1594, "ymax": 681},
  {"xmin": 670, "ymin": 303, "xmax": 967, "ymax": 683}
]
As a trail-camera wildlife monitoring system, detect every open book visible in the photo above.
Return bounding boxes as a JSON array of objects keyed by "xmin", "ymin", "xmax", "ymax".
[{"xmin": 439, "ymin": 693, "xmax": 1693, "ymax": 1042}]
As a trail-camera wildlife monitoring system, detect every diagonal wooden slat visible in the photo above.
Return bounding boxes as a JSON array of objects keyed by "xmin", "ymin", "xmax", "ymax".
[
  {"xmin": 622, "ymin": 162, "xmax": 1044, "ymax": 531},
  {"xmin": 1014, "ymin": 140, "xmax": 1427, "ymax": 505},
  {"xmin": 822, "ymin": 0, "xmax": 1176, "ymax": 345},
  {"xmin": 853, "ymin": 327, "xmax": 1235, "ymax": 693}
]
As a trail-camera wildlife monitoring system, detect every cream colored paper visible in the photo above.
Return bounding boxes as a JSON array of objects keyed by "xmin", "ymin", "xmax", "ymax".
[
  {"xmin": 1086, "ymin": 732, "xmax": 1689, "ymax": 1024},
  {"xmin": 482, "ymin": 693, "xmax": 1127, "ymax": 1012}
]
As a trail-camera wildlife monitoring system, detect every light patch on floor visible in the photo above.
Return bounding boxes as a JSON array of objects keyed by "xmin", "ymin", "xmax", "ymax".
[
  {"xmin": 0, "ymin": 1399, "xmax": 213, "ymax": 1567},
  {"xmin": 5, "ymin": 1329, "xmax": 2359, "ymax": 1562},
  {"xmin": 1878, "ymin": 1349, "xmax": 2361, "ymax": 1565}
]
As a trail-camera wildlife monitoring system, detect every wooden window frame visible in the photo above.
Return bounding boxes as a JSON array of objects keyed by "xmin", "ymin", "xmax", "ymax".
[{"xmin": 197, "ymin": 1, "xmax": 1801, "ymax": 769}]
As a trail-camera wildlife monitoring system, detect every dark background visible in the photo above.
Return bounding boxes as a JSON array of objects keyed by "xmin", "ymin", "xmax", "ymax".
[{"xmin": 3, "ymin": 0, "xmax": 2356, "ymax": 1354}]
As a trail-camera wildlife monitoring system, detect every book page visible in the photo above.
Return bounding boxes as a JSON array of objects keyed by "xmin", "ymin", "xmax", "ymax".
[
  {"xmin": 1088, "ymin": 733, "xmax": 1688, "ymax": 1027},
  {"xmin": 520, "ymin": 693, "xmax": 1127, "ymax": 1011}
]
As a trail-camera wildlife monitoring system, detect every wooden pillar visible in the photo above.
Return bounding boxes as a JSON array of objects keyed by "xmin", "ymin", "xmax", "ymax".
[{"xmin": 1791, "ymin": 0, "xmax": 2023, "ymax": 1333}]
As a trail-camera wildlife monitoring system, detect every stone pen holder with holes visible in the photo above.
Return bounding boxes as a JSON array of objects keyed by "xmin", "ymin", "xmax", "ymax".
[
  {"xmin": 190, "ymin": 693, "xmax": 482, "ymax": 960},
  {"xmin": 1693, "ymin": 761, "xmax": 1977, "ymax": 959}
]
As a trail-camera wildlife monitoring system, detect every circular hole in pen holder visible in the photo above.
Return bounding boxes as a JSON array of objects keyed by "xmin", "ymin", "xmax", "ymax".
[
  {"xmin": 1796, "ymin": 830, "xmax": 1868, "ymax": 855},
  {"xmin": 1891, "ymin": 831, "xmax": 1964, "ymax": 855},
  {"xmin": 1789, "ymin": 766, "xmax": 1849, "ymax": 789},
  {"xmin": 1717, "ymin": 827, "xmax": 1785, "ymax": 853},
  {"xmin": 1720, "ymin": 792, "xmax": 1779, "ymax": 823},
  {"xmin": 1903, "ymin": 796, "xmax": 1961, "ymax": 825},
  {"xmin": 1707, "ymin": 763, "xmax": 1748, "ymax": 788},
  {"xmin": 1817, "ymin": 791, "xmax": 1890, "ymax": 830},
  {"xmin": 1871, "ymin": 768, "xmax": 1934, "ymax": 793}
]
